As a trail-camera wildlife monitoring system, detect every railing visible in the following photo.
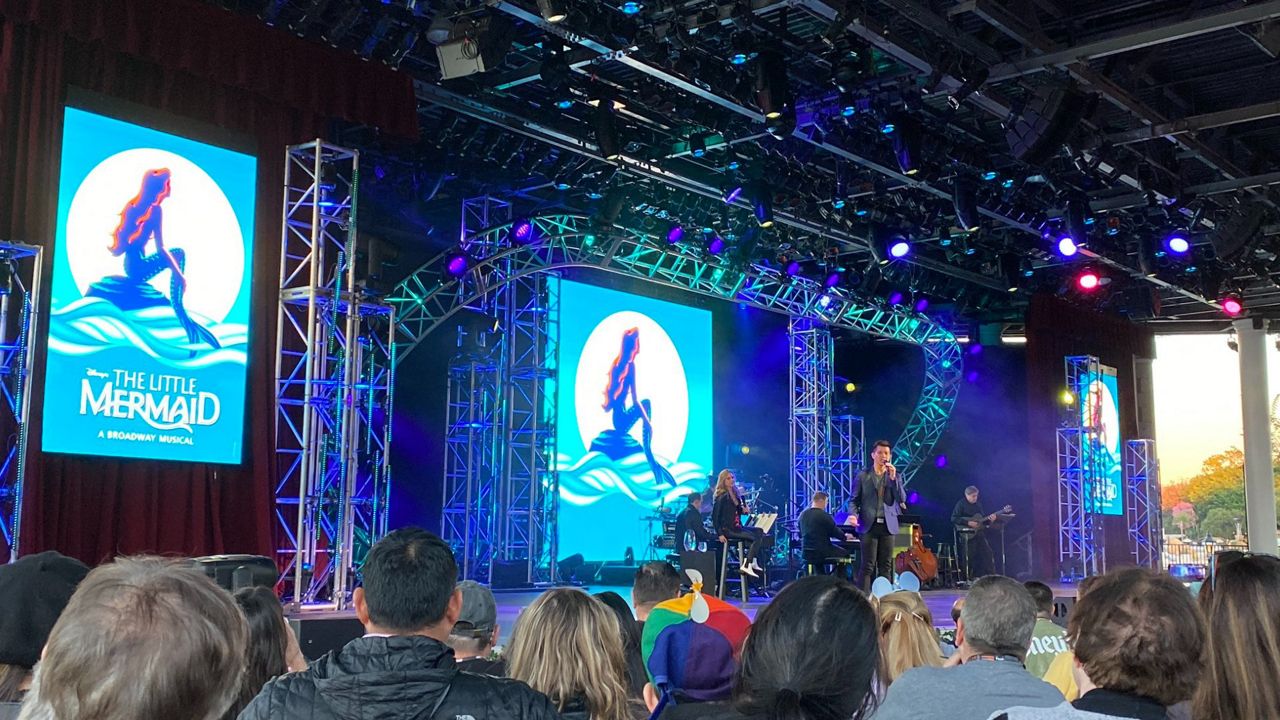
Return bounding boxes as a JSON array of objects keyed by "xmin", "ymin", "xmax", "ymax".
[{"xmin": 1162, "ymin": 536, "xmax": 1249, "ymax": 567}]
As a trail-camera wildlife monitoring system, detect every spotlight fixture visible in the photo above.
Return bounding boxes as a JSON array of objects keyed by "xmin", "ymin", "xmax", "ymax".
[
  {"xmin": 510, "ymin": 218, "xmax": 535, "ymax": 244},
  {"xmin": 823, "ymin": 269, "xmax": 841, "ymax": 288},
  {"xmin": 1065, "ymin": 194, "xmax": 1091, "ymax": 248},
  {"xmin": 666, "ymin": 224, "xmax": 685, "ymax": 244},
  {"xmin": 592, "ymin": 101, "xmax": 622, "ymax": 160},
  {"xmin": 729, "ymin": 30, "xmax": 757, "ymax": 65},
  {"xmin": 1222, "ymin": 295, "xmax": 1243, "ymax": 316},
  {"xmin": 785, "ymin": 259, "xmax": 801, "ymax": 276},
  {"xmin": 946, "ymin": 64, "xmax": 989, "ymax": 110},
  {"xmin": 619, "ymin": 0, "xmax": 642, "ymax": 14},
  {"xmin": 1165, "ymin": 231, "xmax": 1190, "ymax": 255},
  {"xmin": 445, "ymin": 250, "xmax": 472, "ymax": 277},
  {"xmin": 707, "ymin": 234, "xmax": 726, "ymax": 254},
  {"xmin": 537, "ymin": 0, "xmax": 568, "ymax": 23},
  {"xmin": 952, "ymin": 177, "xmax": 980, "ymax": 232},
  {"xmin": 1059, "ymin": 389, "xmax": 1075, "ymax": 406},
  {"xmin": 1076, "ymin": 269, "xmax": 1102, "ymax": 291},
  {"xmin": 889, "ymin": 239, "xmax": 911, "ymax": 258},
  {"xmin": 998, "ymin": 253, "xmax": 1020, "ymax": 293},
  {"xmin": 750, "ymin": 182, "xmax": 774, "ymax": 228},
  {"xmin": 723, "ymin": 184, "xmax": 744, "ymax": 204},
  {"xmin": 688, "ymin": 132, "xmax": 709, "ymax": 158},
  {"xmin": 755, "ymin": 50, "xmax": 792, "ymax": 121},
  {"xmin": 829, "ymin": 36, "xmax": 872, "ymax": 93},
  {"xmin": 889, "ymin": 114, "xmax": 922, "ymax": 176},
  {"xmin": 1057, "ymin": 235, "xmax": 1079, "ymax": 257}
]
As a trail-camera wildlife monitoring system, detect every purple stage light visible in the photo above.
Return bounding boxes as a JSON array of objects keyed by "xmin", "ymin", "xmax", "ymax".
[
  {"xmin": 1166, "ymin": 233, "xmax": 1190, "ymax": 254},
  {"xmin": 511, "ymin": 219, "xmax": 534, "ymax": 243},
  {"xmin": 723, "ymin": 186, "xmax": 743, "ymax": 204},
  {"xmin": 965, "ymin": 370, "xmax": 979, "ymax": 383},
  {"xmin": 707, "ymin": 235, "xmax": 726, "ymax": 254},
  {"xmin": 888, "ymin": 291, "xmax": 904, "ymax": 305},
  {"xmin": 889, "ymin": 240, "xmax": 910, "ymax": 258},
  {"xmin": 824, "ymin": 271, "xmax": 841, "ymax": 288},
  {"xmin": 914, "ymin": 297, "xmax": 929, "ymax": 313},
  {"xmin": 785, "ymin": 260, "xmax": 802, "ymax": 276},
  {"xmin": 934, "ymin": 455, "xmax": 947, "ymax": 469},
  {"xmin": 667, "ymin": 225, "xmax": 685, "ymax": 244},
  {"xmin": 445, "ymin": 252, "xmax": 470, "ymax": 277},
  {"xmin": 908, "ymin": 491, "xmax": 921, "ymax": 504},
  {"xmin": 1057, "ymin": 235, "xmax": 1078, "ymax": 257}
]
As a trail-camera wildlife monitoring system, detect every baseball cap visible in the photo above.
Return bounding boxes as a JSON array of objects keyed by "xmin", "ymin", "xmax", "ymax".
[
  {"xmin": 641, "ymin": 575, "xmax": 750, "ymax": 704},
  {"xmin": 452, "ymin": 580, "xmax": 497, "ymax": 638},
  {"xmin": 0, "ymin": 551, "xmax": 91, "ymax": 667}
]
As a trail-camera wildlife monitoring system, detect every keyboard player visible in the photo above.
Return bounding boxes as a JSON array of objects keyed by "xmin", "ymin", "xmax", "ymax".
[{"xmin": 798, "ymin": 491, "xmax": 856, "ymax": 576}]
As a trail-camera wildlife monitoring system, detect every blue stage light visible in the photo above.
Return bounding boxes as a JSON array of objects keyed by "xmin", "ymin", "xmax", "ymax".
[
  {"xmin": 511, "ymin": 219, "xmax": 535, "ymax": 243},
  {"xmin": 619, "ymin": 1, "xmax": 642, "ymax": 13},
  {"xmin": 723, "ymin": 185, "xmax": 743, "ymax": 204},
  {"xmin": 889, "ymin": 240, "xmax": 910, "ymax": 258},
  {"xmin": 824, "ymin": 271, "xmax": 841, "ymax": 288},
  {"xmin": 818, "ymin": 294, "xmax": 832, "ymax": 308},
  {"xmin": 888, "ymin": 291, "xmax": 904, "ymax": 305},
  {"xmin": 553, "ymin": 180, "xmax": 570, "ymax": 190},
  {"xmin": 1166, "ymin": 233, "xmax": 1190, "ymax": 254},
  {"xmin": 1057, "ymin": 236, "xmax": 1078, "ymax": 257},
  {"xmin": 785, "ymin": 260, "xmax": 801, "ymax": 276},
  {"xmin": 666, "ymin": 224, "xmax": 684, "ymax": 244},
  {"xmin": 832, "ymin": 198, "xmax": 846, "ymax": 209},
  {"xmin": 555, "ymin": 99, "xmax": 573, "ymax": 109},
  {"xmin": 586, "ymin": 189, "xmax": 604, "ymax": 199},
  {"xmin": 914, "ymin": 297, "xmax": 929, "ymax": 313},
  {"xmin": 841, "ymin": 103, "xmax": 856, "ymax": 117},
  {"xmin": 730, "ymin": 52, "xmax": 749, "ymax": 65},
  {"xmin": 1001, "ymin": 178, "xmax": 1014, "ymax": 188},
  {"xmin": 445, "ymin": 252, "xmax": 470, "ymax": 277},
  {"xmin": 707, "ymin": 235, "xmax": 726, "ymax": 254},
  {"xmin": 981, "ymin": 170, "xmax": 998, "ymax": 181},
  {"xmin": 880, "ymin": 121, "xmax": 896, "ymax": 134},
  {"xmin": 854, "ymin": 207, "xmax": 868, "ymax": 216}
]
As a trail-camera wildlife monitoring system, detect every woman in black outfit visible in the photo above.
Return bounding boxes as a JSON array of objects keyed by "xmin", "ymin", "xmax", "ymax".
[{"xmin": 712, "ymin": 469, "xmax": 772, "ymax": 578}]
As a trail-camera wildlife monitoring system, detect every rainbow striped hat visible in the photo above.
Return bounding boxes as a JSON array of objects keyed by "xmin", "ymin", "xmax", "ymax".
[{"xmin": 640, "ymin": 570, "xmax": 751, "ymax": 703}]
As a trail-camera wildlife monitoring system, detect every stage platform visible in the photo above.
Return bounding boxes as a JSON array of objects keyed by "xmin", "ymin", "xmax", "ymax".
[{"xmin": 286, "ymin": 581, "xmax": 1081, "ymax": 656}]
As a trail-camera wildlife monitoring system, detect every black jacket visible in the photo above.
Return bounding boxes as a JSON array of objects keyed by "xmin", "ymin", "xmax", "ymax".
[
  {"xmin": 238, "ymin": 635, "xmax": 560, "ymax": 720},
  {"xmin": 711, "ymin": 493, "xmax": 743, "ymax": 534},
  {"xmin": 681, "ymin": 505, "xmax": 716, "ymax": 545},
  {"xmin": 797, "ymin": 507, "xmax": 841, "ymax": 552}
]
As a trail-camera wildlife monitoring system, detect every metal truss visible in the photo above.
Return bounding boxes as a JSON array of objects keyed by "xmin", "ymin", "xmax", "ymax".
[
  {"xmin": 0, "ymin": 242, "xmax": 42, "ymax": 562},
  {"xmin": 388, "ymin": 213, "xmax": 962, "ymax": 512},
  {"xmin": 830, "ymin": 413, "xmax": 866, "ymax": 515},
  {"xmin": 1125, "ymin": 439, "xmax": 1163, "ymax": 569},
  {"xmin": 789, "ymin": 319, "xmax": 833, "ymax": 515},
  {"xmin": 1058, "ymin": 355, "xmax": 1105, "ymax": 578},
  {"xmin": 274, "ymin": 141, "xmax": 394, "ymax": 609}
]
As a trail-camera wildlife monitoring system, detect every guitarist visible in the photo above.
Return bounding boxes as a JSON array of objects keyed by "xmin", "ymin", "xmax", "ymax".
[{"xmin": 951, "ymin": 485, "xmax": 998, "ymax": 578}]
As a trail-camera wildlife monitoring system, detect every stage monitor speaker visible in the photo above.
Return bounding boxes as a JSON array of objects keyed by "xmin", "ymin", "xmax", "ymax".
[
  {"xmin": 597, "ymin": 563, "xmax": 638, "ymax": 586},
  {"xmin": 288, "ymin": 615, "xmax": 365, "ymax": 661},
  {"xmin": 492, "ymin": 561, "xmax": 534, "ymax": 590},
  {"xmin": 191, "ymin": 554, "xmax": 276, "ymax": 593}
]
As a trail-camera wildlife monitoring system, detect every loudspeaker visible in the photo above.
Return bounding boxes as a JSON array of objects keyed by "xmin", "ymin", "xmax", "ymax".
[
  {"xmin": 492, "ymin": 561, "xmax": 533, "ymax": 590},
  {"xmin": 597, "ymin": 563, "xmax": 638, "ymax": 586},
  {"xmin": 1006, "ymin": 85, "xmax": 1092, "ymax": 166},
  {"xmin": 191, "ymin": 554, "xmax": 276, "ymax": 593},
  {"xmin": 288, "ymin": 615, "xmax": 365, "ymax": 661}
]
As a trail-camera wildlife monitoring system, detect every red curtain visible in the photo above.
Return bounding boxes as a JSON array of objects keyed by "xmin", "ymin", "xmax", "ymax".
[
  {"xmin": 0, "ymin": 0, "xmax": 416, "ymax": 565},
  {"xmin": 1024, "ymin": 294, "xmax": 1155, "ymax": 577}
]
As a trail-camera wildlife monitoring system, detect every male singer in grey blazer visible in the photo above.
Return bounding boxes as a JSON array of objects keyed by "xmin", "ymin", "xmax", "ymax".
[{"xmin": 851, "ymin": 439, "xmax": 905, "ymax": 590}]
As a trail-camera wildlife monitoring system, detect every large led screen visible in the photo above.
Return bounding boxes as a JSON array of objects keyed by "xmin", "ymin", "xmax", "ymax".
[
  {"xmin": 42, "ymin": 106, "xmax": 256, "ymax": 463},
  {"xmin": 1081, "ymin": 366, "xmax": 1123, "ymax": 515},
  {"xmin": 555, "ymin": 278, "xmax": 713, "ymax": 561}
]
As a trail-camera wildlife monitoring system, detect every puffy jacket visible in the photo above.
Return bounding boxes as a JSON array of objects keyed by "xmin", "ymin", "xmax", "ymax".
[{"xmin": 238, "ymin": 635, "xmax": 561, "ymax": 720}]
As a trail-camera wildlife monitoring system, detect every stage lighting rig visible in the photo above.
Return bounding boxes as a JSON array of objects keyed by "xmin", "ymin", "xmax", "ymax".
[
  {"xmin": 888, "ymin": 113, "xmax": 923, "ymax": 176},
  {"xmin": 537, "ymin": 0, "xmax": 568, "ymax": 23},
  {"xmin": 947, "ymin": 64, "xmax": 990, "ymax": 111},
  {"xmin": 952, "ymin": 177, "xmax": 980, "ymax": 232},
  {"xmin": 593, "ymin": 101, "xmax": 623, "ymax": 161},
  {"xmin": 749, "ymin": 181, "xmax": 774, "ymax": 228},
  {"xmin": 755, "ymin": 50, "xmax": 792, "ymax": 121}
]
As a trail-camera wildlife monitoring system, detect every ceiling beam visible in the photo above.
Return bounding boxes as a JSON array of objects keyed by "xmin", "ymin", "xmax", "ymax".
[
  {"xmin": 1101, "ymin": 99, "xmax": 1280, "ymax": 146},
  {"xmin": 984, "ymin": 0, "xmax": 1280, "ymax": 82}
]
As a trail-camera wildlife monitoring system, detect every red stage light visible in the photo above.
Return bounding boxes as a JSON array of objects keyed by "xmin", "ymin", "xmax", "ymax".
[
  {"xmin": 1076, "ymin": 271, "xmax": 1100, "ymax": 291},
  {"xmin": 1222, "ymin": 296, "xmax": 1243, "ymax": 316}
]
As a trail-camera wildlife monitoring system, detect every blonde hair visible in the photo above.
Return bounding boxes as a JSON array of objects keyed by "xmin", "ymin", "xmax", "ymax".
[
  {"xmin": 714, "ymin": 469, "xmax": 736, "ymax": 499},
  {"xmin": 877, "ymin": 591, "xmax": 942, "ymax": 684},
  {"xmin": 506, "ymin": 589, "xmax": 632, "ymax": 720}
]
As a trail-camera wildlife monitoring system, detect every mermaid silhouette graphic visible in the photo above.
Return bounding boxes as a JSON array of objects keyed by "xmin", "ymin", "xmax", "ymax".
[
  {"xmin": 85, "ymin": 168, "xmax": 220, "ymax": 352},
  {"xmin": 590, "ymin": 327, "xmax": 676, "ymax": 487}
]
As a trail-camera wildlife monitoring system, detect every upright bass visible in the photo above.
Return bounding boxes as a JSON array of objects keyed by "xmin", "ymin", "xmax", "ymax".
[{"xmin": 894, "ymin": 524, "xmax": 938, "ymax": 583}]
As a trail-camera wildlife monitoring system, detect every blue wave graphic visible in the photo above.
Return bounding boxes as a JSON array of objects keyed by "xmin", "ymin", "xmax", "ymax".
[
  {"xmin": 49, "ymin": 297, "xmax": 247, "ymax": 369},
  {"xmin": 556, "ymin": 451, "xmax": 706, "ymax": 507}
]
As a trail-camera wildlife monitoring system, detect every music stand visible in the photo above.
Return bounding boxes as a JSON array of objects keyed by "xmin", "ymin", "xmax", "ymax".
[{"xmin": 989, "ymin": 513, "xmax": 1015, "ymax": 574}]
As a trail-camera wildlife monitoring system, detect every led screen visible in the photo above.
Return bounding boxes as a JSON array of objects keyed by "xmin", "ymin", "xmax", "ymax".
[
  {"xmin": 1081, "ymin": 366, "xmax": 1123, "ymax": 515},
  {"xmin": 555, "ymin": 278, "xmax": 713, "ymax": 561},
  {"xmin": 42, "ymin": 106, "xmax": 256, "ymax": 463}
]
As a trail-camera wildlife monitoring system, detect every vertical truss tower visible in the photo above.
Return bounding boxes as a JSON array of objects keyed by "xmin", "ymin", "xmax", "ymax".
[
  {"xmin": 789, "ymin": 318, "xmax": 833, "ymax": 514},
  {"xmin": 1057, "ymin": 355, "xmax": 1104, "ymax": 578},
  {"xmin": 0, "ymin": 242, "xmax": 42, "ymax": 562},
  {"xmin": 829, "ymin": 413, "xmax": 866, "ymax": 513},
  {"xmin": 1125, "ymin": 439, "xmax": 1162, "ymax": 568},
  {"xmin": 274, "ymin": 141, "xmax": 394, "ymax": 608}
]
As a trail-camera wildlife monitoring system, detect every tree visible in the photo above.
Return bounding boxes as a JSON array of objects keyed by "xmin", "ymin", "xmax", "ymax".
[
  {"xmin": 1170, "ymin": 501, "xmax": 1197, "ymax": 536},
  {"xmin": 1201, "ymin": 507, "xmax": 1242, "ymax": 540}
]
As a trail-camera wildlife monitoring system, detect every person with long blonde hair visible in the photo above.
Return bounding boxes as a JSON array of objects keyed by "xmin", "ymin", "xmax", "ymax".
[
  {"xmin": 506, "ymin": 588, "xmax": 641, "ymax": 720},
  {"xmin": 877, "ymin": 591, "xmax": 942, "ymax": 684},
  {"xmin": 711, "ymin": 469, "xmax": 772, "ymax": 578},
  {"xmin": 1194, "ymin": 553, "xmax": 1280, "ymax": 720}
]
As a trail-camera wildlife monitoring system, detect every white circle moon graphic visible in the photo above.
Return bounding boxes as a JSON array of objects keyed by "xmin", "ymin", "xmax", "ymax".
[
  {"xmin": 574, "ymin": 311, "xmax": 690, "ymax": 462},
  {"xmin": 64, "ymin": 148, "xmax": 246, "ymax": 323}
]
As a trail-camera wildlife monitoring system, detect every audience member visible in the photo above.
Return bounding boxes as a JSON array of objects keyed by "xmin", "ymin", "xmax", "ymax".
[
  {"xmin": 507, "ymin": 588, "xmax": 643, "ymax": 720},
  {"xmin": 873, "ymin": 575, "xmax": 1062, "ymax": 719},
  {"xmin": 878, "ymin": 591, "xmax": 942, "ymax": 684},
  {"xmin": 726, "ymin": 575, "xmax": 881, "ymax": 720},
  {"xmin": 223, "ymin": 586, "xmax": 307, "ymax": 720},
  {"xmin": 0, "ymin": 552, "xmax": 88, "ymax": 718},
  {"xmin": 631, "ymin": 561, "xmax": 682, "ymax": 626},
  {"xmin": 1040, "ymin": 575, "xmax": 1103, "ymax": 702},
  {"xmin": 1023, "ymin": 581, "xmax": 1068, "ymax": 679},
  {"xmin": 640, "ymin": 581, "xmax": 750, "ymax": 719},
  {"xmin": 995, "ymin": 568, "xmax": 1204, "ymax": 720},
  {"xmin": 17, "ymin": 556, "xmax": 246, "ymax": 720},
  {"xmin": 448, "ymin": 580, "xmax": 505, "ymax": 675},
  {"xmin": 1194, "ymin": 553, "xmax": 1280, "ymax": 720},
  {"xmin": 596, "ymin": 591, "xmax": 648, "ymax": 698},
  {"xmin": 239, "ymin": 528, "xmax": 559, "ymax": 720},
  {"xmin": 940, "ymin": 597, "xmax": 965, "ymax": 659}
]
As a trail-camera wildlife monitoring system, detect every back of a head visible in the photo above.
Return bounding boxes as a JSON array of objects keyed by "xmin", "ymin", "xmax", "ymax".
[
  {"xmin": 0, "ymin": 551, "xmax": 89, "ymax": 702},
  {"xmin": 1070, "ymin": 568, "xmax": 1203, "ymax": 707},
  {"xmin": 1194, "ymin": 554, "xmax": 1280, "ymax": 720},
  {"xmin": 1023, "ymin": 581, "xmax": 1054, "ymax": 616},
  {"xmin": 508, "ymin": 589, "xmax": 631, "ymax": 720},
  {"xmin": 734, "ymin": 575, "xmax": 880, "ymax": 720},
  {"xmin": 959, "ymin": 575, "xmax": 1036, "ymax": 661},
  {"xmin": 226, "ymin": 586, "xmax": 290, "ymax": 719},
  {"xmin": 362, "ymin": 527, "xmax": 458, "ymax": 632},
  {"xmin": 632, "ymin": 562, "xmax": 681, "ymax": 608},
  {"xmin": 878, "ymin": 592, "xmax": 941, "ymax": 683},
  {"xmin": 22, "ymin": 556, "xmax": 247, "ymax": 720}
]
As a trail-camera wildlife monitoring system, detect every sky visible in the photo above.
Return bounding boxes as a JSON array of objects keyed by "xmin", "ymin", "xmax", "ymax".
[{"xmin": 1152, "ymin": 333, "xmax": 1280, "ymax": 486}]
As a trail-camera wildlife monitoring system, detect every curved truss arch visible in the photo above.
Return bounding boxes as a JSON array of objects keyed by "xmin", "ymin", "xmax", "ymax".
[{"xmin": 388, "ymin": 214, "xmax": 962, "ymax": 482}]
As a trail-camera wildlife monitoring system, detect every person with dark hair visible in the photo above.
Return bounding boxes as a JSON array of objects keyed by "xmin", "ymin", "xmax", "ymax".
[
  {"xmin": 951, "ymin": 486, "xmax": 998, "ymax": 579},
  {"xmin": 0, "ymin": 552, "xmax": 89, "ymax": 718},
  {"xmin": 239, "ymin": 527, "xmax": 559, "ymax": 720},
  {"xmin": 719, "ymin": 575, "xmax": 880, "ymax": 720},
  {"xmin": 1194, "ymin": 554, "xmax": 1280, "ymax": 720},
  {"xmin": 1023, "ymin": 581, "xmax": 1068, "ymax": 680},
  {"xmin": 595, "ymin": 591, "xmax": 648, "ymax": 699},
  {"xmin": 632, "ymin": 562, "xmax": 682, "ymax": 625},
  {"xmin": 873, "ymin": 575, "xmax": 1062, "ymax": 719},
  {"xmin": 1040, "ymin": 575, "xmax": 1104, "ymax": 702},
  {"xmin": 852, "ymin": 440, "xmax": 905, "ymax": 590},
  {"xmin": 996, "ymin": 568, "xmax": 1205, "ymax": 720},
  {"xmin": 798, "ymin": 491, "xmax": 854, "ymax": 576},
  {"xmin": 17, "ymin": 557, "xmax": 246, "ymax": 720},
  {"xmin": 223, "ymin": 587, "xmax": 307, "ymax": 720},
  {"xmin": 448, "ymin": 581, "xmax": 504, "ymax": 675}
]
